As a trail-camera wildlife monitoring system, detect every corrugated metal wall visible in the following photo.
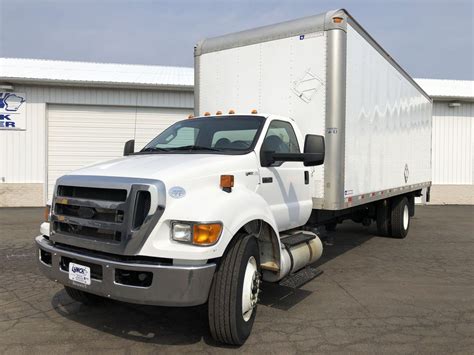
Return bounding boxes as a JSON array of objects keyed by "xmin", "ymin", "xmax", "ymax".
[
  {"xmin": 0, "ymin": 84, "xmax": 193, "ymax": 185},
  {"xmin": 1, "ymin": 83, "xmax": 472, "ymax": 206},
  {"xmin": 432, "ymin": 101, "xmax": 473, "ymax": 184}
]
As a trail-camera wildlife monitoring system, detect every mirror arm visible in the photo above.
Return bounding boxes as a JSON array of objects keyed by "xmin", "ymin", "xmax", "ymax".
[
  {"xmin": 262, "ymin": 151, "xmax": 324, "ymax": 167},
  {"xmin": 271, "ymin": 153, "xmax": 306, "ymax": 162}
]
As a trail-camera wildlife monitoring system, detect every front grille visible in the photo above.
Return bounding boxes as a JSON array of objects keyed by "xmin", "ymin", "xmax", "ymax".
[
  {"xmin": 57, "ymin": 185, "xmax": 127, "ymax": 202},
  {"xmin": 55, "ymin": 202, "xmax": 124, "ymax": 223},
  {"xmin": 54, "ymin": 221, "xmax": 122, "ymax": 242},
  {"xmin": 132, "ymin": 191, "xmax": 151, "ymax": 229},
  {"xmin": 50, "ymin": 176, "xmax": 165, "ymax": 255},
  {"xmin": 53, "ymin": 184, "xmax": 128, "ymax": 243}
]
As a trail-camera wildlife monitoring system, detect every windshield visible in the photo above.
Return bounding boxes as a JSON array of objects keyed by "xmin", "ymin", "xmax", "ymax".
[{"xmin": 140, "ymin": 115, "xmax": 265, "ymax": 154}]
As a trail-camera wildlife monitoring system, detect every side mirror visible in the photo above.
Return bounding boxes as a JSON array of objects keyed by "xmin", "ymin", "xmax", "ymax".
[
  {"xmin": 303, "ymin": 134, "xmax": 325, "ymax": 166},
  {"xmin": 123, "ymin": 139, "xmax": 135, "ymax": 156},
  {"xmin": 260, "ymin": 134, "xmax": 325, "ymax": 167}
]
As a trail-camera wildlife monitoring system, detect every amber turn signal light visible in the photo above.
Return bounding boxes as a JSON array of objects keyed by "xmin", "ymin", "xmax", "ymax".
[
  {"xmin": 220, "ymin": 175, "xmax": 234, "ymax": 189},
  {"xmin": 193, "ymin": 223, "xmax": 222, "ymax": 245},
  {"xmin": 44, "ymin": 205, "xmax": 51, "ymax": 222},
  {"xmin": 332, "ymin": 16, "xmax": 343, "ymax": 23}
]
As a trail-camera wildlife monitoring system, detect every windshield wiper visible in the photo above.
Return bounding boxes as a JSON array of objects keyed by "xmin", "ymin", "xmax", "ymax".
[
  {"xmin": 167, "ymin": 145, "xmax": 222, "ymax": 152},
  {"xmin": 140, "ymin": 147, "xmax": 170, "ymax": 152}
]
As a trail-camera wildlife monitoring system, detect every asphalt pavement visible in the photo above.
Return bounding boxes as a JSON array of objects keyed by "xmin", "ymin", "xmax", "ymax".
[{"xmin": 0, "ymin": 205, "xmax": 473, "ymax": 354}]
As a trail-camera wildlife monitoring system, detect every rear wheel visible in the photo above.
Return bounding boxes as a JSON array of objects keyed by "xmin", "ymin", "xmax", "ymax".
[
  {"xmin": 64, "ymin": 286, "xmax": 103, "ymax": 305},
  {"xmin": 376, "ymin": 200, "xmax": 391, "ymax": 237},
  {"xmin": 208, "ymin": 234, "xmax": 261, "ymax": 345},
  {"xmin": 390, "ymin": 197, "xmax": 410, "ymax": 239}
]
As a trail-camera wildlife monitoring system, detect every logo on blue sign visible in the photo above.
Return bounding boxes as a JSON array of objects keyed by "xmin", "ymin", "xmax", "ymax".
[
  {"xmin": 0, "ymin": 93, "xmax": 25, "ymax": 112},
  {"xmin": 0, "ymin": 93, "xmax": 26, "ymax": 128}
]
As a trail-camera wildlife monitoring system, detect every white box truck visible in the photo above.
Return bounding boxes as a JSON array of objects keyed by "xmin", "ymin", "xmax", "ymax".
[{"xmin": 35, "ymin": 9, "xmax": 432, "ymax": 345}]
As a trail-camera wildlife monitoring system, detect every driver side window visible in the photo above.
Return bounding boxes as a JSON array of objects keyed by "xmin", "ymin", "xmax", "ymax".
[
  {"xmin": 261, "ymin": 120, "xmax": 300, "ymax": 166},
  {"xmin": 262, "ymin": 120, "xmax": 300, "ymax": 153}
]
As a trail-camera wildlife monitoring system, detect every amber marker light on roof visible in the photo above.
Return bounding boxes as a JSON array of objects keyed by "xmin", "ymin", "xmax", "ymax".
[
  {"xmin": 251, "ymin": 109, "xmax": 258, "ymax": 114},
  {"xmin": 332, "ymin": 17, "xmax": 343, "ymax": 23},
  {"xmin": 204, "ymin": 112, "xmax": 211, "ymax": 116},
  {"xmin": 187, "ymin": 114, "xmax": 194, "ymax": 119},
  {"xmin": 216, "ymin": 111, "xmax": 222, "ymax": 115},
  {"xmin": 228, "ymin": 109, "xmax": 235, "ymax": 114}
]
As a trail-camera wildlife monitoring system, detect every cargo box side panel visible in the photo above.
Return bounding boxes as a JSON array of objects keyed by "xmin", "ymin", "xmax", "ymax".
[
  {"xmin": 344, "ymin": 24, "xmax": 432, "ymax": 201},
  {"xmin": 198, "ymin": 33, "xmax": 327, "ymax": 198}
]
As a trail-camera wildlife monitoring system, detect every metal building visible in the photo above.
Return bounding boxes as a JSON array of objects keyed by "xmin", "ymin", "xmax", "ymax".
[
  {"xmin": 415, "ymin": 79, "xmax": 474, "ymax": 204},
  {"xmin": 1, "ymin": 59, "xmax": 472, "ymax": 206},
  {"xmin": 0, "ymin": 58, "xmax": 193, "ymax": 206}
]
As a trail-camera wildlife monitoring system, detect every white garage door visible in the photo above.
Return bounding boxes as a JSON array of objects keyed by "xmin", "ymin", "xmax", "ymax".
[{"xmin": 47, "ymin": 104, "xmax": 191, "ymax": 198}]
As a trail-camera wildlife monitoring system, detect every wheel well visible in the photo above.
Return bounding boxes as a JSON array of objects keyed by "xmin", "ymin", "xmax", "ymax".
[{"xmin": 237, "ymin": 220, "xmax": 281, "ymax": 270}]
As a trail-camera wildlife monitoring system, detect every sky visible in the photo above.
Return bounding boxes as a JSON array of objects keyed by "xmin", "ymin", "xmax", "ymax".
[{"xmin": 0, "ymin": 0, "xmax": 473, "ymax": 80}]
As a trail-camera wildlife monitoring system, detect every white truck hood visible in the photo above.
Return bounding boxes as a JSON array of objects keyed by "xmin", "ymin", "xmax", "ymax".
[{"xmin": 68, "ymin": 153, "xmax": 256, "ymax": 185}]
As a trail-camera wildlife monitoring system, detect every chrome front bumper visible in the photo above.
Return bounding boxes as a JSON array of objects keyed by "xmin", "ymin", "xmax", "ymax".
[{"xmin": 35, "ymin": 236, "xmax": 216, "ymax": 306}]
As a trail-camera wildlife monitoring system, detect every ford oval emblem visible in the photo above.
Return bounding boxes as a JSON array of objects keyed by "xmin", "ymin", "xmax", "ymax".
[{"xmin": 168, "ymin": 186, "xmax": 186, "ymax": 199}]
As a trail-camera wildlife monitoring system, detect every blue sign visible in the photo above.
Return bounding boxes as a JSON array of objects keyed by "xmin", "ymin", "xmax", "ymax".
[{"xmin": 0, "ymin": 92, "xmax": 26, "ymax": 129}]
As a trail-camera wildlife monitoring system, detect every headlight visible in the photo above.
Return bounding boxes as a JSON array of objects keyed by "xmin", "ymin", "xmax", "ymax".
[
  {"xmin": 172, "ymin": 223, "xmax": 193, "ymax": 242},
  {"xmin": 171, "ymin": 221, "xmax": 222, "ymax": 246}
]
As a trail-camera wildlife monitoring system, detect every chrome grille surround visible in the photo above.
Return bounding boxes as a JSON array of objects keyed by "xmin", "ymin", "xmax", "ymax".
[{"xmin": 50, "ymin": 175, "xmax": 166, "ymax": 255}]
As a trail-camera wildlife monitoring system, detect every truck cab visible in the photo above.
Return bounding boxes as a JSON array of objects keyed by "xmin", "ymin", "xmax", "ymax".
[{"xmin": 36, "ymin": 112, "xmax": 325, "ymax": 345}]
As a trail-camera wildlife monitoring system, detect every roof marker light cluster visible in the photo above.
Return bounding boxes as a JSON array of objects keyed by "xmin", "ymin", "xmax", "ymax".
[{"xmin": 188, "ymin": 109, "xmax": 259, "ymax": 118}]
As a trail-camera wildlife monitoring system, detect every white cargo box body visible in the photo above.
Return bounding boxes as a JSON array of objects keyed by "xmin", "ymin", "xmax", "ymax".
[{"xmin": 195, "ymin": 9, "xmax": 432, "ymax": 211}]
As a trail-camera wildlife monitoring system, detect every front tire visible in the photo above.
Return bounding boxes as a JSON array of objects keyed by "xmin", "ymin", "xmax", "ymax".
[{"xmin": 208, "ymin": 234, "xmax": 261, "ymax": 345}]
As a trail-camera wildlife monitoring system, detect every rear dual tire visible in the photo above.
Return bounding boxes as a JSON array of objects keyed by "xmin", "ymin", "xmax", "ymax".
[
  {"xmin": 390, "ymin": 197, "xmax": 410, "ymax": 239},
  {"xmin": 376, "ymin": 197, "xmax": 410, "ymax": 239}
]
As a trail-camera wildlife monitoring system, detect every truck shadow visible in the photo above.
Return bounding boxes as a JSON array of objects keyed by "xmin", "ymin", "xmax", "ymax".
[
  {"xmin": 316, "ymin": 221, "xmax": 375, "ymax": 267},
  {"xmin": 50, "ymin": 221, "xmax": 374, "ymax": 347},
  {"xmin": 51, "ymin": 290, "xmax": 227, "ymax": 347},
  {"xmin": 259, "ymin": 221, "xmax": 374, "ymax": 310}
]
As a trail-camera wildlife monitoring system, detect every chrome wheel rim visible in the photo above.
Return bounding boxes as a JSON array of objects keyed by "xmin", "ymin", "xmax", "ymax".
[
  {"xmin": 403, "ymin": 205, "xmax": 409, "ymax": 230},
  {"xmin": 242, "ymin": 256, "xmax": 260, "ymax": 322}
]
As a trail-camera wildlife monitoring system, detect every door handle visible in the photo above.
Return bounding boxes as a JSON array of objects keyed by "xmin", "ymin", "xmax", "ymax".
[
  {"xmin": 262, "ymin": 177, "xmax": 273, "ymax": 184},
  {"xmin": 304, "ymin": 171, "xmax": 309, "ymax": 184}
]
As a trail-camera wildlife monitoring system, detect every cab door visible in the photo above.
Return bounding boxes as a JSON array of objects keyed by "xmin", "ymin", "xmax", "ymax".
[{"xmin": 256, "ymin": 120, "xmax": 313, "ymax": 231}]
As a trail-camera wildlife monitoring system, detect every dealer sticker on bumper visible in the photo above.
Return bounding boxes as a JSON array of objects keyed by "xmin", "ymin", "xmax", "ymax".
[{"xmin": 69, "ymin": 262, "xmax": 91, "ymax": 285}]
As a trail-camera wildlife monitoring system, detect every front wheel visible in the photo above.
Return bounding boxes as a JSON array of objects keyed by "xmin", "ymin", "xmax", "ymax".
[{"xmin": 208, "ymin": 234, "xmax": 261, "ymax": 345}]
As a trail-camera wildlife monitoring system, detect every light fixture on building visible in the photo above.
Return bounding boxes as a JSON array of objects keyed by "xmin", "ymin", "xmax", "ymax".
[{"xmin": 448, "ymin": 101, "xmax": 461, "ymax": 108}]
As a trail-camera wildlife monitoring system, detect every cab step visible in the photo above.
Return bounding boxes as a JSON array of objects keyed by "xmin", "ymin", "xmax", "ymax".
[
  {"xmin": 278, "ymin": 266, "xmax": 323, "ymax": 289},
  {"xmin": 280, "ymin": 232, "xmax": 315, "ymax": 247}
]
